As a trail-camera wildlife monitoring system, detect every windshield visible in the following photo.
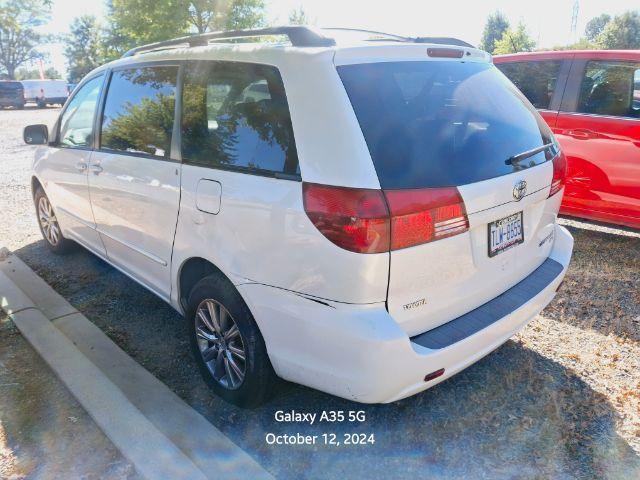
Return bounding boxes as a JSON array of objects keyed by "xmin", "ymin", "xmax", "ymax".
[{"xmin": 337, "ymin": 61, "xmax": 554, "ymax": 189}]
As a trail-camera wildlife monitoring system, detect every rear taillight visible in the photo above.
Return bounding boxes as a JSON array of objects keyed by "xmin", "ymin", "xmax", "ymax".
[
  {"xmin": 302, "ymin": 183, "xmax": 390, "ymax": 254},
  {"xmin": 548, "ymin": 151, "xmax": 567, "ymax": 198},
  {"xmin": 303, "ymin": 183, "xmax": 468, "ymax": 253},
  {"xmin": 384, "ymin": 187, "xmax": 468, "ymax": 250}
]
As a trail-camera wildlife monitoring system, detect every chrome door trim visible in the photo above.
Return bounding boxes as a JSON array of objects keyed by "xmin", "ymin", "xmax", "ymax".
[
  {"xmin": 57, "ymin": 206, "xmax": 96, "ymax": 229},
  {"xmin": 96, "ymin": 228, "xmax": 168, "ymax": 266},
  {"xmin": 64, "ymin": 229, "xmax": 172, "ymax": 304}
]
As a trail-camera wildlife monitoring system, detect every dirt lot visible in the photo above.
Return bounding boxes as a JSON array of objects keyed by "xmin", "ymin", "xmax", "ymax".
[{"xmin": 1, "ymin": 107, "xmax": 639, "ymax": 479}]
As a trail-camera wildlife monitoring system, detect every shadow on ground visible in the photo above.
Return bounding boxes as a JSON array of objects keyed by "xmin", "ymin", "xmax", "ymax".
[
  {"xmin": 10, "ymin": 237, "xmax": 640, "ymax": 480},
  {"xmin": 546, "ymin": 226, "xmax": 639, "ymax": 342}
]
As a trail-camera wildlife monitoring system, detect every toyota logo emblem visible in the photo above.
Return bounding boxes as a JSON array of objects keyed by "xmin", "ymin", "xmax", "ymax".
[{"xmin": 513, "ymin": 180, "xmax": 527, "ymax": 201}]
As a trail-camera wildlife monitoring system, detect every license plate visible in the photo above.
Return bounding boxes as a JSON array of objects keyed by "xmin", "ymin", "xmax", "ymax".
[{"xmin": 488, "ymin": 212, "xmax": 524, "ymax": 257}]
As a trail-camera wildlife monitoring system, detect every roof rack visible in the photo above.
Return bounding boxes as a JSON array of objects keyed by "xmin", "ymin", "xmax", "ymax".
[
  {"xmin": 413, "ymin": 37, "xmax": 474, "ymax": 48},
  {"xmin": 322, "ymin": 28, "xmax": 474, "ymax": 48},
  {"xmin": 321, "ymin": 27, "xmax": 410, "ymax": 42},
  {"xmin": 122, "ymin": 26, "xmax": 336, "ymax": 57},
  {"xmin": 121, "ymin": 26, "xmax": 474, "ymax": 58}
]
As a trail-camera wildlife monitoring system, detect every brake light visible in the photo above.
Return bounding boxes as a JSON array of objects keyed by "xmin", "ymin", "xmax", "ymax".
[
  {"xmin": 548, "ymin": 150, "xmax": 567, "ymax": 198},
  {"xmin": 384, "ymin": 187, "xmax": 468, "ymax": 250},
  {"xmin": 302, "ymin": 183, "xmax": 390, "ymax": 254},
  {"xmin": 303, "ymin": 183, "xmax": 468, "ymax": 253}
]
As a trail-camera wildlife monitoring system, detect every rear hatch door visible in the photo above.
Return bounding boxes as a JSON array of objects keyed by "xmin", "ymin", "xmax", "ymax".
[{"xmin": 338, "ymin": 53, "xmax": 559, "ymax": 336}]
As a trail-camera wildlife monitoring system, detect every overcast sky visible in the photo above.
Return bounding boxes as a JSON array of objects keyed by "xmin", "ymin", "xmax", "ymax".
[{"xmin": 36, "ymin": 0, "xmax": 635, "ymax": 77}]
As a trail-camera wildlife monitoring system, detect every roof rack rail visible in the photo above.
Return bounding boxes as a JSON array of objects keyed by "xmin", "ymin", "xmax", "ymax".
[
  {"xmin": 121, "ymin": 26, "xmax": 474, "ymax": 58},
  {"xmin": 413, "ymin": 37, "xmax": 474, "ymax": 48},
  {"xmin": 321, "ymin": 27, "xmax": 409, "ymax": 42},
  {"xmin": 322, "ymin": 28, "xmax": 473, "ymax": 48},
  {"xmin": 122, "ymin": 26, "xmax": 336, "ymax": 58}
]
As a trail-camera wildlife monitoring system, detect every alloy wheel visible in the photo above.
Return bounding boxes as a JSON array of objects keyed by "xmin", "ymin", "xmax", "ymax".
[
  {"xmin": 38, "ymin": 196, "xmax": 61, "ymax": 246},
  {"xmin": 195, "ymin": 298, "xmax": 247, "ymax": 390}
]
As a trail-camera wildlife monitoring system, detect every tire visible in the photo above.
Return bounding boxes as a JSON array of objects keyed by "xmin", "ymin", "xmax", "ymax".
[
  {"xmin": 186, "ymin": 275, "xmax": 277, "ymax": 407},
  {"xmin": 34, "ymin": 188, "xmax": 74, "ymax": 254}
]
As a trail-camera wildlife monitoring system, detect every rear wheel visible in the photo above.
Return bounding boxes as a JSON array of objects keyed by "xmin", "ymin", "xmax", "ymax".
[
  {"xmin": 187, "ymin": 275, "xmax": 276, "ymax": 407},
  {"xmin": 34, "ymin": 188, "xmax": 73, "ymax": 253}
]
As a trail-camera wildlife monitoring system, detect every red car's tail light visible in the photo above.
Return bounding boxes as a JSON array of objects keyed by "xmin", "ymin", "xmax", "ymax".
[
  {"xmin": 384, "ymin": 187, "xmax": 469, "ymax": 250},
  {"xmin": 302, "ymin": 183, "xmax": 390, "ymax": 254},
  {"xmin": 548, "ymin": 150, "xmax": 567, "ymax": 198}
]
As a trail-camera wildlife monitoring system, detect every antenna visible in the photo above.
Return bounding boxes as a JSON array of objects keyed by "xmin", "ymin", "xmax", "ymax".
[{"xmin": 570, "ymin": 0, "xmax": 579, "ymax": 43}]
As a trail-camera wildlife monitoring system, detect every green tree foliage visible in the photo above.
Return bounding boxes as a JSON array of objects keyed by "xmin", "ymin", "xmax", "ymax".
[
  {"xmin": 289, "ymin": 6, "xmax": 310, "ymax": 26},
  {"xmin": 0, "ymin": 0, "xmax": 50, "ymax": 78},
  {"xmin": 493, "ymin": 23, "xmax": 536, "ymax": 54},
  {"xmin": 65, "ymin": 15, "xmax": 105, "ymax": 83},
  {"xmin": 552, "ymin": 38, "xmax": 596, "ymax": 50},
  {"xmin": 15, "ymin": 66, "xmax": 60, "ymax": 79},
  {"xmin": 597, "ymin": 11, "xmax": 640, "ymax": 49},
  {"xmin": 585, "ymin": 13, "xmax": 611, "ymax": 41},
  {"xmin": 479, "ymin": 11, "xmax": 509, "ymax": 54},
  {"xmin": 103, "ymin": 0, "xmax": 267, "ymax": 58},
  {"xmin": 105, "ymin": 0, "xmax": 189, "ymax": 56},
  {"xmin": 223, "ymin": 0, "xmax": 266, "ymax": 30}
]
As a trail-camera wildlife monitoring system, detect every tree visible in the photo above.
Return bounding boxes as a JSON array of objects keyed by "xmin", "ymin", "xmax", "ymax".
[
  {"xmin": 104, "ymin": 0, "xmax": 267, "ymax": 58},
  {"xmin": 585, "ymin": 13, "xmax": 611, "ymax": 41},
  {"xmin": 289, "ymin": 6, "xmax": 309, "ymax": 26},
  {"xmin": 552, "ymin": 38, "xmax": 596, "ymax": 51},
  {"xmin": 65, "ymin": 15, "xmax": 105, "ymax": 83},
  {"xmin": 105, "ymin": 0, "xmax": 189, "ymax": 57},
  {"xmin": 479, "ymin": 11, "xmax": 509, "ymax": 54},
  {"xmin": 493, "ymin": 23, "xmax": 536, "ymax": 54},
  {"xmin": 0, "ymin": 0, "xmax": 51, "ymax": 79},
  {"xmin": 222, "ymin": 0, "xmax": 265, "ymax": 30},
  {"xmin": 15, "ymin": 66, "xmax": 61, "ymax": 79},
  {"xmin": 597, "ymin": 11, "xmax": 640, "ymax": 49}
]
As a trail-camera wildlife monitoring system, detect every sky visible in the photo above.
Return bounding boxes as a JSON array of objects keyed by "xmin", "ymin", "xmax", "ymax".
[{"xmin": 35, "ymin": 0, "xmax": 636, "ymax": 78}]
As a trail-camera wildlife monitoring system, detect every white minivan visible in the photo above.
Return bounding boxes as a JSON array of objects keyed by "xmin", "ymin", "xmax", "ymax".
[{"xmin": 23, "ymin": 27, "xmax": 573, "ymax": 407}]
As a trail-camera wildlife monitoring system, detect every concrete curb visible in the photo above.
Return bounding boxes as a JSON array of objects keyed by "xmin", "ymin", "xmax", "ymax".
[{"xmin": 0, "ymin": 248, "xmax": 274, "ymax": 480}]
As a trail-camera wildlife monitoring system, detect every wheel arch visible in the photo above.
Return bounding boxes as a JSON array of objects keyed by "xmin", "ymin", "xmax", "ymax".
[
  {"xmin": 177, "ymin": 256, "xmax": 237, "ymax": 313},
  {"xmin": 31, "ymin": 175, "xmax": 44, "ymax": 198}
]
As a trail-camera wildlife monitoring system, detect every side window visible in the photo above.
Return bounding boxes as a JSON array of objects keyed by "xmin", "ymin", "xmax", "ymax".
[
  {"xmin": 100, "ymin": 66, "xmax": 178, "ymax": 158},
  {"xmin": 577, "ymin": 61, "xmax": 640, "ymax": 118},
  {"xmin": 58, "ymin": 75, "xmax": 103, "ymax": 148},
  {"xmin": 181, "ymin": 61, "xmax": 298, "ymax": 175},
  {"xmin": 496, "ymin": 61, "xmax": 562, "ymax": 109}
]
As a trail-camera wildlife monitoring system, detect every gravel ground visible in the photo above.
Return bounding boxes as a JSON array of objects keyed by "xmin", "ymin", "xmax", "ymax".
[{"xmin": 1, "ymin": 107, "xmax": 639, "ymax": 479}]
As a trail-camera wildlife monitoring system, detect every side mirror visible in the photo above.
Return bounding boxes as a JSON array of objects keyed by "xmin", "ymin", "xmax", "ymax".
[{"xmin": 24, "ymin": 124, "xmax": 49, "ymax": 145}]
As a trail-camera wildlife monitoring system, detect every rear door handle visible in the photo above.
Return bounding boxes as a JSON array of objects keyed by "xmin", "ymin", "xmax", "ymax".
[
  {"xmin": 75, "ymin": 161, "xmax": 87, "ymax": 172},
  {"xmin": 567, "ymin": 128, "xmax": 598, "ymax": 140},
  {"xmin": 89, "ymin": 164, "xmax": 103, "ymax": 174}
]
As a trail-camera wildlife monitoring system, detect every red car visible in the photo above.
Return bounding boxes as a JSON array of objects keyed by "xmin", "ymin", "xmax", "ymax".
[{"xmin": 494, "ymin": 50, "xmax": 640, "ymax": 229}]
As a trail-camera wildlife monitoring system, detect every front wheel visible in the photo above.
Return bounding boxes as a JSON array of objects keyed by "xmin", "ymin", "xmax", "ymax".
[
  {"xmin": 34, "ymin": 188, "xmax": 74, "ymax": 253},
  {"xmin": 187, "ymin": 275, "xmax": 277, "ymax": 407}
]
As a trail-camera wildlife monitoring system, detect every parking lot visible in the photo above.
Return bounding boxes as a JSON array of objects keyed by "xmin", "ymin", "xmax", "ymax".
[{"xmin": 1, "ymin": 107, "xmax": 639, "ymax": 479}]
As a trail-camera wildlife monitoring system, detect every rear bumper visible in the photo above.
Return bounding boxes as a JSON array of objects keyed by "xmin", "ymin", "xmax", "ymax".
[{"xmin": 238, "ymin": 224, "xmax": 573, "ymax": 403}]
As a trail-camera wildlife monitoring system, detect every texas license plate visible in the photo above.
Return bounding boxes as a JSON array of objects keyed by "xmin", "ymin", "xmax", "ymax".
[{"xmin": 488, "ymin": 212, "xmax": 524, "ymax": 257}]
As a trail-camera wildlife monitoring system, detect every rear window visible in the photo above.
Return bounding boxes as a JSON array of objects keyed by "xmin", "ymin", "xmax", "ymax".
[
  {"xmin": 495, "ymin": 60, "xmax": 562, "ymax": 109},
  {"xmin": 338, "ymin": 61, "xmax": 554, "ymax": 189}
]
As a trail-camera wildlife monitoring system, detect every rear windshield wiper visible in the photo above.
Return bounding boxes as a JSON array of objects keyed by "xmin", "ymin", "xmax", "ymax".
[{"xmin": 505, "ymin": 143, "xmax": 555, "ymax": 165}]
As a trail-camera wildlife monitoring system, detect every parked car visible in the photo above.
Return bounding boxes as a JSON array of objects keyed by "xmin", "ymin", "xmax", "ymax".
[
  {"xmin": 495, "ymin": 50, "xmax": 640, "ymax": 230},
  {"xmin": 0, "ymin": 80, "xmax": 25, "ymax": 109},
  {"xmin": 23, "ymin": 27, "xmax": 573, "ymax": 407},
  {"xmin": 20, "ymin": 79, "xmax": 68, "ymax": 107}
]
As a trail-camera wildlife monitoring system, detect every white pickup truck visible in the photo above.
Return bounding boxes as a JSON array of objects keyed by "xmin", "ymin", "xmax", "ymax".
[{"xmin": 20, "ymin": 79, "xmax": 69, "ymax": 107}]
